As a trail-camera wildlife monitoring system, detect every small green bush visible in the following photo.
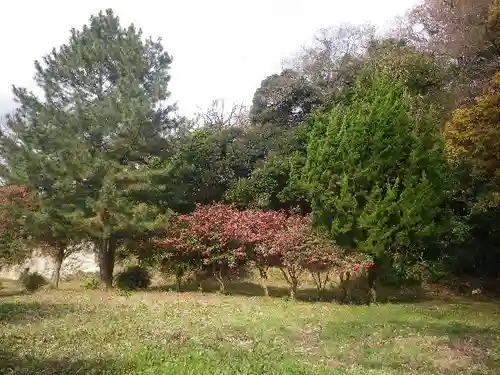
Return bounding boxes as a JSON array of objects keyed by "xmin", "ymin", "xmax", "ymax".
[
  {"xmin": 82, "ymin": 276, "xmax": 101, "ymax": 290},
  {"xmin": 19, "ymin": 271, "xmax": 47, "ymax": 292},
  {"xmin": 115, "ymin": 266, "xmax": 151, "ymax": 291},
  {"xmin": 380, "ymin": 258, "xmax": 449, "ymax": 288}
]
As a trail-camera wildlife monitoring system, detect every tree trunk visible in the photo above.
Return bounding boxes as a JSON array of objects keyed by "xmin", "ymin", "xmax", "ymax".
[
  {"xmin": 340, "ymin": 271, "xmax": 351, "ymax": 303},
  {"xmin": 280, "ymin": 267, "xmax": 300, "ymax": 300},
  {"xmin": 311, "ymin": 271, "xmax": 330, "ymax": 300},
  {"xmin": 98, "ymin": 236, "xmax": 116, "ymax": 289},
  {"xmin": 367, "ymin": 265, "xmax": 377, "ymax": 305},
  {"xmin": 290, "ymin": 280, "xmax": 298, "ymax": 300},
  {"xmin": 217, "ymin": 279, "xmax": 225, "ymax": 294},
  {"xmin": 175, "ymin": 267, "xmax": 183, "ymax": 292},
  {"xmin": 213, "ymin": 264, "xmax": 226, "ymax": 294},
  {"xmin": 51, "ymin": 249, "xmax": 64, "ymax": 289},
  {"xmin": 258, "ymin": 266, "xmax": 269, "ymax": 297},
  {"xmin": 215, "ymin": 275, "xmax": 226, "ymax": 294},
  {"xmin": 215, "ymin": 273, "xmax": 225, "ymax": 294}
]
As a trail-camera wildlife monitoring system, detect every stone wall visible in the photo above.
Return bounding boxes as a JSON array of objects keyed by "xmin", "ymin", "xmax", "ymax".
[{"xmin": 0, "ymin": 246, "xmax": 99, "ymax": 280}]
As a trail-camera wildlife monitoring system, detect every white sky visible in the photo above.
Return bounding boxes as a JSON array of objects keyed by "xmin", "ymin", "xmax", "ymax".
[{"xmin": 0, "ymin": 0, "xmax": 420, "ymax": 118}]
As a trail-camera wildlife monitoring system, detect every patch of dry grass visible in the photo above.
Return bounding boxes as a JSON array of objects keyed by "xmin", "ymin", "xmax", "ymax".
[{"xmin": 1, "ymin": 278, "xmax": 499, "ymax": 374}]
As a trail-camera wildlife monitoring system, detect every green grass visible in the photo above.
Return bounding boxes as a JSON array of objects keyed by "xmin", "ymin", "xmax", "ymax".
[{"xmin": 1, "ymin": 279, "xmax": 500, "ymax": 374}]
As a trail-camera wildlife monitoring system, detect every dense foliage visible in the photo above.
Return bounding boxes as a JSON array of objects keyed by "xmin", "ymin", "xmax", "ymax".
[
  {"xmin": 19, "ymin": 271, "xmax": 48, "ymax": 292},
  {"xmin": 1, "ymin": 2, "xmax": 500, "ymax": 296},
  {"xmin": 305, "ymin": 73, "xmax": 451, "ymax": 265},
  {"xmin": 115, "ymin": 266, "xmax": 152, "ymax": 291},
  {"xmin": 148, "ymin": 204, "xmax": 373, "ymax": 299},
  {"xmin": 0, "ymin": 9, "xmax": 173, "ymax": 287},
  {"xmin": 0, "ymin": 186, "xmax": 34, "ymax": 266},
  {"xmin": 444, "ymin": 71, "xmax": 500, "ymax": 277}
]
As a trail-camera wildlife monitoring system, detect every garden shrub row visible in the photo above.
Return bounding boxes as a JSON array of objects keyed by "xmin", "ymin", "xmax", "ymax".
[{"xmin": 141, "ymin": 204, "xmax": 375, "ymax": 300}]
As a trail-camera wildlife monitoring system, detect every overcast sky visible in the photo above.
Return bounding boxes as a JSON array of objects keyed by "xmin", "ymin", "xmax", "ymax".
[{"xmin": 0, "ymin": 0, "xmax": 420, "ymax": 118}]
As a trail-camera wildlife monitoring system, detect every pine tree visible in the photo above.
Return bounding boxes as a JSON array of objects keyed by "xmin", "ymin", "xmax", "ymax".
[
  {"xmin": 304, "ymin": 72, "xmax": 450, "ymax": 266},
  {"xmin": 0, "ymin": 9, "xmax": 175, "ymax": 287},
  {"xmin": 0, "ymin": 185, "xmax": 34, "ymax": 267}
]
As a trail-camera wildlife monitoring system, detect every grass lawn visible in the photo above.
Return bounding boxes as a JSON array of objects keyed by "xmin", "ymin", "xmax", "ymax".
[{"xmin": 1, "ymin": 279, "xmax": 500, "ymax": 375}]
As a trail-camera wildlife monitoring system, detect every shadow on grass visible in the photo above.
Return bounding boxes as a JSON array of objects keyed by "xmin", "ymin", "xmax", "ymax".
[
  {"xmin": 0, "ymin": 348, "xmax": 126, "ymax": 375},
  {"xmin": 152, "ymin": 278, "xmax": 435, "ymax": 305},
  {"xmin": 0, "ymin": 280, "xmax": 25, "ymax": 298},
  {"xmin": 0, "ymin": 301, "xmax": 76, "ymax": 324},
  {"xmin": 153, "ymin": 279, "xmax": 313, "ymax": 298},
  {"xmin": 322, "ymin": 318, "xmax": 500, "ymax": 374},
  {"xmin": 389, "ymin": 321, "xmax": 500, "ymax": 373},
  {"xmin": 0, "ymin": 290, "xmax": 27, "ymax": 298}
]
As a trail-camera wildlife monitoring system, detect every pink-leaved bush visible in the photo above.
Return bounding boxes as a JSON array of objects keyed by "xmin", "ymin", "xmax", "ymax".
[{"xmin": 156, "ymin": 204, "xmax": 375, "ymax": 298}]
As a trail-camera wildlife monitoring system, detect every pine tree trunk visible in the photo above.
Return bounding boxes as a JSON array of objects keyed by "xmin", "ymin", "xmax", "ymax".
[
  {"xmin": 51, "ymin": 249, "xmax": 64, "ymax": 289},
  {"xmin": 98, "ymin": 236, "xmax": 116, "ymax": 289}
]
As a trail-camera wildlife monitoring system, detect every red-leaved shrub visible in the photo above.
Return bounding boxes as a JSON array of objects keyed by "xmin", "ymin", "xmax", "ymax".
[{"xmin": 155, "ymin": 204, "xmax": 375, "ymax": 298}]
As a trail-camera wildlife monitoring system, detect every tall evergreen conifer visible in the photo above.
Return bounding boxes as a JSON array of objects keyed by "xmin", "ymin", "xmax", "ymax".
[
  {"xmin": 304, "ymin": 73, "xmax": 450, "ymax": 266},
  {"xmin": 0, "ymin": 9, "xmax": 174, "ymax": 287}
]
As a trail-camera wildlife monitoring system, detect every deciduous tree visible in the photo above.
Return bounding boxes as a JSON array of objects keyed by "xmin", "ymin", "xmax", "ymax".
[
  {"xmin": 285, "ymin": 24, "xmax": 375, "ymax": 105},
  {"xmin": 445, "ymin": 71, "xmax": 500, "ymax": 210},
  {"xmin": 250, "ymin": 70, "xmax": 323, "ymax": 127},
  {"xmin": 409, "ymin": 0, "xmax": 500, "ymax": 103}
]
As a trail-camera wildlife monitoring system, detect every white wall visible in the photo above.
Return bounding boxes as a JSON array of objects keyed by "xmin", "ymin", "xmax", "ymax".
[{"xmin": 0, "ymin": 247, "xmax": 99, "ymax": 280}]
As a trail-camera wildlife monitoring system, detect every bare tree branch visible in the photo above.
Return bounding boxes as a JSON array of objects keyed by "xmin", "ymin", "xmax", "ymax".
[{"xmin": 194, "ymin": 99, "xmax": 249, "ymax": 129}]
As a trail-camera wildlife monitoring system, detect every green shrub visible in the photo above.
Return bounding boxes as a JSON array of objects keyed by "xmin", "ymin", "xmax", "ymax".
[
  {"xmin": 115, "ymin": 266, "xmax": 151, "ymax": 291},
  {"xmin": 82, "ymin": 276, "xmax": 101, "ymax": 290},
  {"xmin": 379, "ymin": 258, "xmax": 448, "ymax": 288},
  {"xmin": 19, "ymin": 271, "xmax": 47, "ymax": 292}
]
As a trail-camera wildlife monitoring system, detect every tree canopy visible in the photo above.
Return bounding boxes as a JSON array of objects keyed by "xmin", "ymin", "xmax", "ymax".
[
  {"xmin": 1, "ymin": 2, "xmax": 500, "ymax": 289},
  {"xmin": 250, "ymin": 69, "xmax": 323, "ymax": 127},
  {"xmin": 0, "ymin": 9, "xmax": 174, "ymax": 287},
  {"xmin": 304, "ymin": 73, "xmax": 451, "ymax": 264}
]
